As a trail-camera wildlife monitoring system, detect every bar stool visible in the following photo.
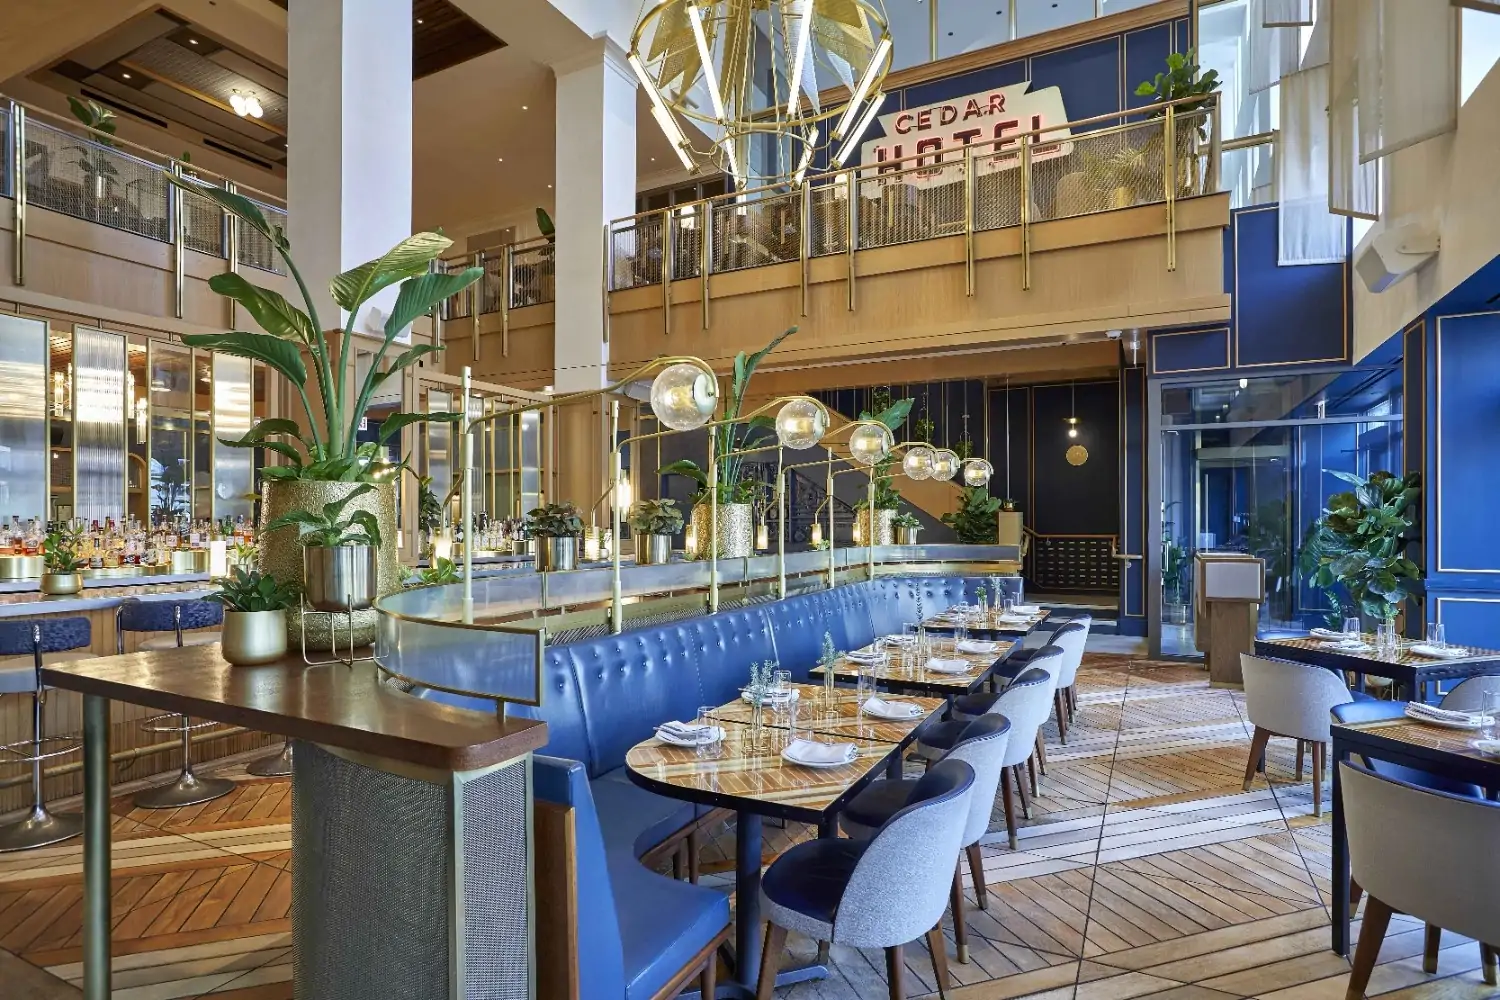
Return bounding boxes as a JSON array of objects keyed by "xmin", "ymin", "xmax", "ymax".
[
  {"xmin": 118, "ymin": 598, "xmax": 234, "ymax": 809},
  {"xmin": 0, "ymin": 617, "xmax": 92, "ymax": 852}
]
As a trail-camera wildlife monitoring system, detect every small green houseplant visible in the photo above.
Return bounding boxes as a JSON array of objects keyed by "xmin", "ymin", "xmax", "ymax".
[
  {"xmin": 852, "ymin": 389, "xmax": 916, "ymax": 546},
  {"xmin": 628, "ymin": 498, "xmax": 683, "ymax": 566},
  {"xmin": 206, "ymin": 567, "xmax": 300, "ymax": 665},
  {"xmin": 1298, "ymin": 471, "xmax": 1421, "ymax": 628},
  {"xmin": 41, "ymin": 523, "xmax": 86, "ymax": 595},
  {"xmin": 1161, "ymin": 536, "xmax": 1190, "ymax": 625},
  {"xmin": 892, "ymin": 511, "xmax": 922, "ymax": 545},
  {"xmin": 526, "ymin": 502, "xmax": 584, "ymax": 572},
  {"xmin": 264, "ymin": 484, "xmax": 384, "ymax": 612},
  {"xmin": 942, "ymin": 487, "xmax": 1001, "ymax": 544}
]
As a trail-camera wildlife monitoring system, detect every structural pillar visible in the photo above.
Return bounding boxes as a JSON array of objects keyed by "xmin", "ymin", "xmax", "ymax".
[{"xmin": 551, "ymin": 40, "xmax": 637, "ymax": 508}]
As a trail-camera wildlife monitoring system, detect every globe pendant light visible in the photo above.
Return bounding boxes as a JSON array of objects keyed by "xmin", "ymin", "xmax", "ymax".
[
  {"xmin": 961, "ymin": 457, "xmax": 993, "ymax": 487},
  {"xmin": 774, "ymin": 397, "xmax": 829, "ymax": 449},
  {"xmin": 650, "ymin": 362, "xmax": 718, "ymax": 430},
  {"xmin": 902, "ymin": 445, "xmax": 935, "ymax": 480},
  {"xmin": 629, "ymin": 0, "xmax": 893, "ymax": 188},
  {"xmin": 848, "ymin": 422, "xmax": 893, "ymax": 466}
]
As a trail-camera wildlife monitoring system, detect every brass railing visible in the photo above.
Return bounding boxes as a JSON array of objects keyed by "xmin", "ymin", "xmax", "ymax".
[
  {"xmin": 2, "ymin": 96, "xmax": 288, "ymax": 303},
  {"xmin": 435, "ymin": 236, "xmax": 555, "ymax": 360},
  {"xmin": 606, "ymin": 93, "xmax": 1220, "ymax": 316}
]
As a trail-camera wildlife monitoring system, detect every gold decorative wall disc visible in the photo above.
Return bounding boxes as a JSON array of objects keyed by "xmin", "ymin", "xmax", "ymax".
[{"xmin": 1066, "ymin": 444, "xmax": 1089, "ymax": 466}]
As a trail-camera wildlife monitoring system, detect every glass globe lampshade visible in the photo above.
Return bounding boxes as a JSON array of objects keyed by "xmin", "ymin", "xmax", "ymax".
[
  {"xmin": 930, "ymin": 449, "xmax": 959, "ymax": 482},
  {"xmin": 848, "ymin": 424, "xmax": 893, "ymax": 466},
  {"xmin": 961, "ymin": 457, "xmax": 994, "ymax": 487},
  {"xmin": 774, "ymin": 399, "xmax": 828, "ymax": 450},
  {"xmin": 650, "ymin": 363, "xmax": 717, "ymax": 431},
  {"xmin": 902, "ymin": 446, "xmax": 935, "ymax": 480}
]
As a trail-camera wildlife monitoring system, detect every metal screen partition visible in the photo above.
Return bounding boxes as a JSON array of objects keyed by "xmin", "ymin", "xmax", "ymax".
[
  {"xmin": 236, "ymin": 200, "xmax": 286, "ymax": 273},
  {"xmin": 610, "ymin": 213, "xmax": 662, "ymax": 289},
  {"xmin": 508, "ymin": 243, "xmax": 554, "ymax": 308},
  {"xmin": 0, "ymin": 315, "xmax": 48, "ymax": 523},
  {"xmin": 180, "ymin": 184, "xmax": 225, "ymax": 256},
  {"xmin": 72, "ymin": 327, "xmax": 127, "ymax": 523},
  {"xmin": 211, "ymin": 354, "xmax": 253, "ymax": 520},
  {"xmin": 23, "ymin": 121, "xmax": 172, "ymax": 242}
]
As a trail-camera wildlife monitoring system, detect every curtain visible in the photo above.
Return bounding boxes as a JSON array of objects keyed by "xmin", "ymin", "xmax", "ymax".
[
  {"xmin": 1357, "ymin": 0, "xmax": 1458, "ymax": 163},
  {"xmin": 1328, "ymin": 0, "xmax": 1380, "ymax": 219},
  {"xmin": 1248, "ymin": 0, "xmax": 1307, "ymax": 93},
  {"xmin": 1279, "ymin": 65, "xmax": 1347, "ymax": 264},
  {"xmin": 1265, "ymin": 0, "xmax": 1315, "ymax": 26}
]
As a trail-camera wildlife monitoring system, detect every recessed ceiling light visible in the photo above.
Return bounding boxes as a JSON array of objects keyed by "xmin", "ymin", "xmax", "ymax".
[
  {"xmin": 521, "ymin": 105, "xmax": 528, "ymax": 110},
  {"xmin": 122, "ymin": 72, "xmax": 132, "ymax": 79},
  {"xmin": 650, "ymin": 156, "xmax": 656, "ymax": 161},
  {"xmin": 417, "ymin": 17, "xmax": 424, "ymax": 23},
  {"xmin": 188, "ymin": 38, "xmax": 199, "ymax": 44},
  {"xmin": 547, "ymin": 184, "xmax": 553, "ymax": 188},
  {"xmin": 497, "ymin": 157, "xmax": 504, "ymax": 162}
]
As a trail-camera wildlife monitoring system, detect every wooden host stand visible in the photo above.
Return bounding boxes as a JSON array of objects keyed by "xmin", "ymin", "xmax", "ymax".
[{"xmin": 1193, "ymin": 552, "xmax": 1264, "ymax": 687}]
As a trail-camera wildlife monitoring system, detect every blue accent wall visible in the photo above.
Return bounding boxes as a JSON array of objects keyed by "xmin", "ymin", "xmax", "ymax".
[{"xmin": 1118, "ymin": 364, "xmax": 1147, "ymax": 635}]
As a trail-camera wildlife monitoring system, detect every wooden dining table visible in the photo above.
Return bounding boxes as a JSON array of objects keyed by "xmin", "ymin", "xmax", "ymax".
[
  {"xmin": 920, "ymin": 607, "xmax": 1052, "ymax": 637},
  {"xmin": 1330, "ymin": 702, "xmax": 1500, "ymax": 956},
  {"xmin": 809, "ymin": 638, "xmax": 1017, "ymax": 698},
  {"xmin": 625, "ymin": 683, "xmax": 944, "ymax": 997},
  {"xmin": 1254, "ymin": 634, "xmax": 1500, "ymax": 702}
]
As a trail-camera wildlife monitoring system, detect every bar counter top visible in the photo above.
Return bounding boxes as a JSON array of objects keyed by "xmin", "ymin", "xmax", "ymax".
[{"xmin": 42, "ymin": 646, "xmax": 548, "ymax": 772}]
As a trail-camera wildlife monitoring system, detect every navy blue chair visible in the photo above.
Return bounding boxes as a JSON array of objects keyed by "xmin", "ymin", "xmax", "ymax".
[
  {"xmin": 757, "ymin": 759, "xmax": 977, "ymax": 1000},
  {"xmin": 0, "ymin": 617, "xmax": 91, "ymax": 852},
  {"xmin": 118, "ymin": 598, "xmax": 233, "ymax": 809}
]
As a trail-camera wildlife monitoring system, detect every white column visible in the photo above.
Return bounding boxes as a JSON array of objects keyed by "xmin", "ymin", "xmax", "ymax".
[
  {"xmin": 552, "ymin": 40, "xmax": 637, "ymax": 392},
  {"xmin": 287, "ymin": 0, "xmax": 413, "ymax": 333}
]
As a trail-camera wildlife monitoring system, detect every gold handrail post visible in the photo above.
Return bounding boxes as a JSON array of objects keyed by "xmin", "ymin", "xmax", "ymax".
[
  {"xmin": 460, "ymin": 367, "xmax": 475, "ymax": 622},
  {"xmin": 661, "ymin": 207, "xmax": 672, "ymax": 337},
  {"xmin": 171, "ymin": 161, "xmax": 185, "ymax": 319},
  {"xmin": 11, "ymin": 101, "xmax": 24, "ymax": 286},
  {"xmin": 845, "ymin": 171, "xmax": 857, "ymax": 310},
  {"xmin": 865, "ymin": 468, "xmax": 876, "ymax": 580},
  {"xmin": 1164, "ymin": 104, "xmax": 1178, "ymax": 273},
  {"xmin": 1208, "ymin": 95, "xmax": 1222, "ymax": 194},
  {"xmin": 798, "ymin": 182, "xmax": 810, "ymax": 317},
  {"xmin": 500, "ymin": 243, "xmax": 512, "ymax": 358},
  {"xmin": 1019, "ymin": 133, "xmax": 1032, "ymax": 291},
  {"xmin": 700, "ymin": 202, "xmax": 712, "ymax": 329},
  {"xmin": 707, "ymin": 424, "xmax": 719, "ymax": 613},
  {"xmin": 963, "ymin": 144, "xmax": 976, "ymax": 296},
  {"xmin": 826, "ymin": 449, "xmax": 836, "ymax": 589}
]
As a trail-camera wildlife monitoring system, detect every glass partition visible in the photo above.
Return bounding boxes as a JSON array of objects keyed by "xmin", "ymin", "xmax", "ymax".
[
  {"xmin": 72, "ymin": 327, "xmax": 128, "ymax": 523},
  {"xmin": 193, "ymin": 354, "xmax": 212, "ymax": 518},
  {"xmin": 425, "ymin": 389, "xmax": 455, "ymax": 521},
  {"xmin": 127, "ymin": 339, "xmax": 149, "ymax": 523},
  {"xmin": 211, "ymin": 354, "xmax": 254, "ymax": 521},
  {"xmin": 0, "ymin": 316, "xmax": 48, "ymax": 524},
  {"xmin": 148, "ymin": 341, "xmax": 193, "ymax": 524}
]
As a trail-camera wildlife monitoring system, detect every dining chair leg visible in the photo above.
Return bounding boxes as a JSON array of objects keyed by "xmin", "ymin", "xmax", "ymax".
[
  {"xmin": 1312, "ymin": 741, "xmax": 1324, "ymax": 817},
  {"xmin": 1296, "ymin": 740, "xmax": 1305, "ymax": 780},
  {"xmin": 950, "ymin": 864, "xmax": 970, "ymax": 964},
  {"xmin": 1480, "ymin": 942, "xmax": 1497, "ymax": 986},
  {"xmin": 1423, "ymin": 924, "xmax": 1441, "ymax": 974},
  {"xmin": 886, "ymin": 943, "xmax": 906, "ymax": 1000},
  {"xmin": 1027, "ymin": 755, "xmax": 1039, "ymax": 797},
  {"xmin": 1053, "ymin": 691, "xmax": 1070, "ymax": 743},
  {"xmin": 1014, "ymin": 764, "xmax": 1033, "ymax": 819},
  {"xmin": 966, "ymin": 843, "xmax": 988, "ymax": 910},
  {"xmin": 699, "ymin": 944, "xmax": 718, "ymax": 999},
  {"xmin": 756, "ymin": 923, "xmax": 787, "ymax": 1000},
  {"xmin": 1069, "ymin": 685, "xmax": 1078, "ymax": 715},
  {"xmin": 1034, "ymin": 731, "xmax": 1048, "ymax": 775},
  {"xmin": 927, "ymin": 925, "xmax": 952, "ymax": 998},
  {"xmin": 687, "ymin": 829, "xmax": 701, "ymax": 884},
  {"xmin": 1345, "ymin": 896, "xmax": 1393, "ymax": 1000},
  {"xmin": 1350, "ymin": 879, "xmax": 1363, "ymax": 909},
  {"xmin": 1243, "ymin": 727, "xmax": 1272, "ymax": 791},
  {"xmin": 1001, "ymin": 767, "xmax": 1019, "ymax": 850},
  {"xmin": 672, "ymin": 843, "xmax": 684, "ymax": 881}
]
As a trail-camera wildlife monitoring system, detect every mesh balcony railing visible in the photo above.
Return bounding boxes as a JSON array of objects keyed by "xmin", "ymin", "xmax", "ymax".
[
  {"xmin": 436, "ymin": 239, "xmax": 555, "ymax": 322},
  {"xmin": 3, "ymin": 96, "xmax": 288, "ymax": 279}
]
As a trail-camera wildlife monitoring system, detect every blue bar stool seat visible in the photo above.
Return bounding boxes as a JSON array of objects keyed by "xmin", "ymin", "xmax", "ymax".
[
  {"xmin": 118, "ymin": 598, "xmax": 234, "ymax": 809},
  {"xmin": 0, "ymin": 617, "xmax": 92, "ymax": 852}
]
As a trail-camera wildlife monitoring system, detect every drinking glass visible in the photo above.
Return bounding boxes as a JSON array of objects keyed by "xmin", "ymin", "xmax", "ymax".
[
  {"xmin": 1002, "ymin": 595, "xmax": 1016, "ymax": 616},
  {"xmin": 953, "ymin": 624, "xmax": 968, "ymax": 654},
  {"xmin": 856, "ymin": 660, "xmax": 876, "ymax": 708},
  {"xmin": 785, "ymin": 696, "xmax": 800, "ymax": 745},
  {"xmin": 1426, "ymin": 622, "xmax": 1447, "ymax": 649},
  {"xmin": 1343, "ymin": 616, "xmax": 1362, "ymax": 642},
  {"xmin": 773, "ymin": 669, "xmax": 792, "ymax": 719},
  {"xmin": 1482, "ymin": 691, "xmax": 1500, "ymax": 741},
  {"xmin": 695, "ymin": 706, "xmax": 721, "ymax": 760}
]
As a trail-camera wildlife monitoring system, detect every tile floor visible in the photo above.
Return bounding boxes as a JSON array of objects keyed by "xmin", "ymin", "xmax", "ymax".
[{"xmin": 0, "ymin": 649, "xmax": 1495, "ymax": 1000}]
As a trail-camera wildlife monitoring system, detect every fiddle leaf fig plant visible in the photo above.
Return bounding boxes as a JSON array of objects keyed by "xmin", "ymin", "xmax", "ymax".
[
  {"xmin": 167, "ymin": 179, "xmax": 481, "ymax": 483},
  {"xmin": 1298, "ymin": 471, "xmax": 1421, "ymax": 625}
]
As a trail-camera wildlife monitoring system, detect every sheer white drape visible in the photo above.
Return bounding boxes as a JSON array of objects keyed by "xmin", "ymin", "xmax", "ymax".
[
  {"xmin": 1248, "ymin": 0, "xmax": 1305, "ymax": 93},
  {"xmin": 1356, "ymin": 0, "xmax": 1458, "ymax": 162},
  {"xmin": 1279, "ymin": 64, "xmax": 1347, "ymax": 263},
  {"xmin": 1264, "ymin": 0, "xmax": 1314, "ymax": 27},
  {"xmin": 1328, "ymin": 0, "xmax": 1380, "ymax": 219}
]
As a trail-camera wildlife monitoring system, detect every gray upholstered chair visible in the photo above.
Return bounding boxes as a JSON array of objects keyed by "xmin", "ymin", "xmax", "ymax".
[
  {"xmin": 1241, "ymin": 653, "xmax": 1362, "ymax": 816},
  {"xmin": 916, "ymin": 655, "xmax": 1059, "ymax": 848},
  {"xmin": 118, "ymin": 598, "xmax": 233, "ymax": 809},
  {"xmin": 1049, "ymin": 617, "xmax": 1093, "ymax": 737},
  {"xmin": 1341, "ymin": 762, "xmax": 1500, "ymax": 999},
  {"xmin": 1439, "ymin": 675, "xmax": 1500, "ymax": 712},
  {"xmin": 841, "ymin": 714, "xmax": 1012, "ymax": 965},
  {"xmin": 0, "ymin": 617, "xmax": 92, "ymax": 851},
  {"xmin": 755, "ymin": 759, "xmax": 977, "ymax": 1000}
]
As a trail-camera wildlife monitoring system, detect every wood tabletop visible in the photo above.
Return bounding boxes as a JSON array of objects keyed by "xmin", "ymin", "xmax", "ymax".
[
  {"xmin": 1335, "ymin": 712, "xmax": 1500, "ymax": 770},
  {"xmin": 810, "ymin": 638, "xmax": 1013, "ymax": 694},
  {"xmin": 711, "ymin": 684, "xmax": 945, "ymax": 744},
  {"xmin": 921, "ymin": 608, "xmax": 1050, "ymax": 636},
  {"xmin": 1256, "ymin": 634, "xmax": 1500, "ymax": 682},
  {"xmin": 40, "ymin": 646, "xmax": 548, "ymax": 772}
]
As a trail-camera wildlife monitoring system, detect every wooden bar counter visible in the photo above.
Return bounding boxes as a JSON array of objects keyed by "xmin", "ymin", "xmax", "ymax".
[{"xmin": 41, "ymin": 646, "xmax": 548, "ymax": 1000}]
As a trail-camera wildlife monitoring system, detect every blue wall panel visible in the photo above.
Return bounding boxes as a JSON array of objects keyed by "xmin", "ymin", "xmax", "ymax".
[
  {"xmin": 1434, "ymin": 596, "xmax": 1500, "ymax": 653},
  {"xmin": 1030, "ymin": 37, "xmax": 1124, "ymax": 131},
  {"xmin": 1123, "ymin": 25, "xmax": 1173, "ymax": 110},
  {"xmin": 1433, "ymin": 311, "xmax": 1500, "ymax": 576},
  {"xmin": 1151, "ymin": 328, "xmax": 1230, "ymax": 375},
  {"xmin": 1232, "ymin": 208, "xmax": 1348, "ymax": 367},
  {"xmin": 901, "ymin": 61, "xmax": 1029, "ymax": 112},
  {"xmin": 1118, "ymin": 365, "xmax": 1147, "ymax": 633}
]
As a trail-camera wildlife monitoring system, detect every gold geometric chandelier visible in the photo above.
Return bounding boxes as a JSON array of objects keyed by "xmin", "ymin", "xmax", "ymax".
[{"xmin": 628, "ymin": 0, "xmax": 893, "ymax": 188}]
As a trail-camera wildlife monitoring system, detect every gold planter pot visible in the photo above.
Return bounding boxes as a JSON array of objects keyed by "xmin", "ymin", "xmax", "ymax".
[
  {"xmin": 40, "ymin": 572, "xmax": 82, "ymax": 596},
  {"xmin": 855, "ymin": 509, "xmax": 895, "ymax": 546},
  {"xmin": 222, "ymin": 610, "xmax": 288, "ymax": 666},
  {"xmin": 689, "ymin": 503, "xmax": 753, "ymax": 559},
  {"xmin": 259, "ymin": 480, "xmax": 399, "ymax": 650},
  {"xmin": 894, "ymin": 525, "xmax": 920, "ymax": 546},
  {"xmin": 634, "ymin": 533, "xmax": 674, "ymax": 566}
]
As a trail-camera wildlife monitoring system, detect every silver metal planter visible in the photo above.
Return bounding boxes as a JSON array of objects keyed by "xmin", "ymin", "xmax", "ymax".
[
  {"xmin": 895, "ymin": 525, "xmax": 921, "ymax": 545},
  {"xmin": 303, "ymin": 545, "xmax": 378, "ymax": 612},
  {"xmin": 635, "ymin": 533, "xmax": 673, "ymax": 566},
  {"xmin": 536, "ymin": 536, "xmax": 578, "ymax": 572}
]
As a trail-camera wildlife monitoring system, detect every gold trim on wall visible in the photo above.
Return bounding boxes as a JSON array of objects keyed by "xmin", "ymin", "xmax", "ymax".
[{"xmin": 1231, "ymin": 205, "xmax": 1350, "ymax": 369}]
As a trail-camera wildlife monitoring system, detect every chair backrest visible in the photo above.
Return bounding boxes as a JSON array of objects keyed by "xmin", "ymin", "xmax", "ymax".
[
  {"xmin": 1440, "ymin": 674, "xmax": 1500, "ymax": 712},
  {"xmin": 990, "ymin": 659, "xmax": 1058, "ymax": 767},
  {"xmin": 1240, "ymin": 654, "xmax": 1352, "ymax": 743},
  {"xmin": 0, "ymin": 618, "xmax": 92, "ymax": 678},
  {"xmin": 831, "ymin": 758, "xmax": 975, "ymax": 948},
  {"xmin": 1341, "ymin": 761, "xmax": 1500, "ymax": 947},
  {"xmin": 117, "ymin": 598, "xmax": 223, "ymax": 635},
  {"xmin": 1049, "ymin": 622, "xmax": 1090, "ymax": 688},
  {"xmin": 943, "ymin": 714, "xmax": 1013, "ymax": 847}
]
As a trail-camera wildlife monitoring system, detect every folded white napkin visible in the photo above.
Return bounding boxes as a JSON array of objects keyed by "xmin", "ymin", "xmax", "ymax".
[
  {"xmin": 1318, "ymin": 640, "xmax": 1372, "ymax": 651},
  {"xmin": 1405, "ymin": 703, "xmax": 1480, "ymax": 726},
  {"xmin": 996, "ymin": 615, "xmax": 1031, "ymax": 624},
  {"xmin": 656, "ymin": 721, "xmax": 723, "ymax": 744},
  {"xmin": 846, "ymin": 650, "xmax": 883, "ymax": 663},
  {"xmin": 783, "ymin": 738, "xmax": 857, "ymax": 766},
  {"xmin": 1410, "ymin": 643, "xmax": 1470, "ymax": 659},
  {"xmin": 1310, "ymin": 627, "xmax": 1348, "ymax": 639},
  {"xmin": 957, "ymin": 639, "xmax": 999, "ymax": 654},
  {"xmin": 925, "ymin": 657, "xmax": 971, "ymax": 674},
  {"xmin": 880, "ymin": 635, "xmax": 916, "ymax": 647},
  {"xmin": 862, "ymin": 696, "xmax": 922, "ymax": 720},
  {"xmin": 1009, "ymin": 605, "xmax": 1041, "ymax": 614}
]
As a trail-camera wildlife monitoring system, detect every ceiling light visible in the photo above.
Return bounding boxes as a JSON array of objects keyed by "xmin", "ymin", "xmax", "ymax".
[
  {"xmin": 229, "ymin": 90, "xmax": 247, "ymax": 115},
  {"xmin": 417, "ymin": 17, "xmax": 424, "ymax": 23},
  {"xmin": 122, "ymin": 72, "xmax": 132, "ymax": 79},
  {"xmin": 833, "ymin": 93, "xmax": 884, "ymax": 167},
  {"xmin": 188, "ymin": 38, "xmax": 198, "ymax": 44},
  {"xmin": 833, "ymin": 36, "xmax": 891, "ymax": 139},
  {"xmin": 497, "ymin": 157, "xmax": 504, "ymax": 162},
  {"xmin": 521, "ymin": 105, "xmax": 528, "ymax": 110}
]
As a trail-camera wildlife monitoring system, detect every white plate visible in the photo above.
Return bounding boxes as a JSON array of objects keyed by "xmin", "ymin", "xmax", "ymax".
[
  {"xmin": 1319, "ymin": 640, "xmax": 1373, "ymax": 652},
  {"xmin": 781, "ymin": 749, "xmax": 856, "ymax": 769},
  {"xmin": 1009, "ymin": 605, "xmax": 1041, "ymax": 614},
  {"xmin": 655, "ymin": 726, "xmax": 725, "ymax": 747},
  {"xmin": 862, "ymin": 699, "xmax": 923, "ymax": 720},
  {"xmin": 1404, "ymin": 706, "xmax": 1483, "ymax": 730},
  {"xmin": 1409, "ymin": 644, "xmax": 1471, "ymax": 659}
]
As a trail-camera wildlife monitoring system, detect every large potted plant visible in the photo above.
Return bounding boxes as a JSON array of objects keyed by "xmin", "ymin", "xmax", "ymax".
[
  {"xmin": 1133, "ymin": 49, "xmax": 1221, "ymax": 198},
  {"xmin": 526, "ymin": 502, "xmax": 584, "ymax": 572},
  {"xmin": 205, "ymin": 567, "xmax": 300, "ymax": 665},
  {"xmin": 628, "ymin": 498, "xmax": 683, "ymax": 566},
  {"xmin": 40, "ymin": 523, "xmax": 85, "ymax": 596},
  {"xmin": 852, "ymin": 389, "xmax": 915, "ymax": 546},
  {"xmin": 1298, "ymin": 471, "xmax": 1421, "ymax": 630},
  {"xmin": 660, "ymin": 327, "xmax": 796, "ymax": 559},
  {"xmin": 942, "ymin": 487, "xmax": 1001, "ymax": 544},
  {"xmin": 1162, "ymin": 536, "xmax": 1190, "ymax": 625},
  {"xmin": 265, "ymin": 483, "xmax": 385, "ymax": 612},
  {"xmin": 169, "ymin": 181, "xmax": 481, "ymax": 647}
]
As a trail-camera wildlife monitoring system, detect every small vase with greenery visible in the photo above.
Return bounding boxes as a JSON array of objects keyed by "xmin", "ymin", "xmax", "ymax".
[
  {"xmin": 1299, "ymin": 471, "xmax": 1421, "ymax": 629},
  {"xmin": 41, "ymin": 523, "xmax": 86, "ymax": 595},
  {"xmin": 206, "ymin": 567, "xmax": 300, "ymax": 665},
  {"xmin": 628, "ymin": 498, "xmax": 683, "ymax": 566},
  {"xmin": 1161, "ymin": 536, "xmax": 1190, "ymax": 624},
  {"xmin": 408, "ymin": 557, "xmax": 462, "ymax": 588},
  {"xmin": 942, "ymin": 487, "xmax": 1001, "ymax": 544},
  {"xmin": 526, "ymin": 502, "xmax": 584, "ymax": 572},
  {"xmin": 892, "ymin": 511, "xmax": 922, "ymax": 545}
]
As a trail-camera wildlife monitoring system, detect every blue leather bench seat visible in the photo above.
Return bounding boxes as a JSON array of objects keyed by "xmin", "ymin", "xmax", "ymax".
[{"xmin": 535, "ymin": 756, "xmax": 729, "ymax": 1000}]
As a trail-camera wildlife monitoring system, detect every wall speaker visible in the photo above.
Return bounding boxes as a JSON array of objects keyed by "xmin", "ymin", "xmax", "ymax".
[{"xmin": 1355, "ymin": 223, "xmax": 1440, "ymax": 293}]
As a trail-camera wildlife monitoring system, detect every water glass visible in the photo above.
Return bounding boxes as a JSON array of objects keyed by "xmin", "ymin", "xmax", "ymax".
[
  {"xmin": 1483, "ymin": 691, "xmax": 1500, "ymax": 741},
  {"xmin": 695, "ymin": 706, "xmax": 722, "ymax": 760},
  {"xmin": 1426, "ymin": 622, "xmax": 1447, "ymax": 649},
  {"xmin": 856, "ymin": 660, "xmax": 877, "ymax": 708},
  {"xmin": 1343, "ymin": 616, "xmax": 1362, "ymax": 641},
  {"xmin": 953, "ymin": 624, "xmax": 968, "ymax": 654},
  {"xmin": 772, "ymin": 669, "xmax": 792, "ymax": 718}
]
